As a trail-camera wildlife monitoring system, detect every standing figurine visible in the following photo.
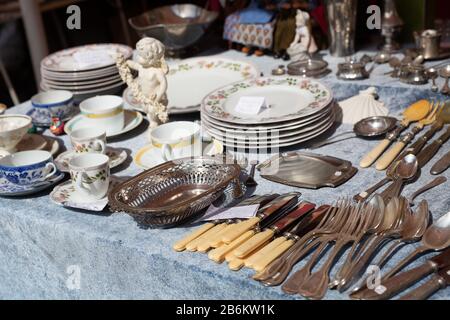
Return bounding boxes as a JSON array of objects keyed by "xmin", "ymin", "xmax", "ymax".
[
  {"xmin": 286, "ymin": 9, "xmax": 318, "ymax": 61},
  {"xmin": 116, "ymin": 37, "xmax": 169, "ymax": 140}
]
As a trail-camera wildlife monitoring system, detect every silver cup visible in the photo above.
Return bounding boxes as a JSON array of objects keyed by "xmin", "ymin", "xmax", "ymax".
[{"xmin": 325, "ymin": 0, "xmax": 357, "ymax": 57}]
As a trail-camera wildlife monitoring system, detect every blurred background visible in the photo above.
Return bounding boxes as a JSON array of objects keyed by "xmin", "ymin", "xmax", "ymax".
[{"xmin": 0, "ymin": 0, "xmax": 449, "ymax": 106}]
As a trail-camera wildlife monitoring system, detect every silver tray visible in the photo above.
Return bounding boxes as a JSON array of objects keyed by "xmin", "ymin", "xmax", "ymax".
[{"xmin": 257, "ymin": 152, "xmax": 357, "ymax": 189}]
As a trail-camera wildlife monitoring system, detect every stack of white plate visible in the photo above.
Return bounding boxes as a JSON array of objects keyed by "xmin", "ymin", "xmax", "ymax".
[
  {"xmin": 40, "ymin": 43, "xmax": 133, "ymax": 103},
  {"xmin": 201, "ymin": 77, "xmax": 335, "ymax": 149}
]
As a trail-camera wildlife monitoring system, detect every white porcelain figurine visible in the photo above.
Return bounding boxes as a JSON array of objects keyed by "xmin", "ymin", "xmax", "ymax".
[
  {"xmin": 116, "ymin": 37, "xmax": 169, "ymax": 140},
  {"xmin": 287, "ymin": 10, "xmax": 318, "ymax": 62}
]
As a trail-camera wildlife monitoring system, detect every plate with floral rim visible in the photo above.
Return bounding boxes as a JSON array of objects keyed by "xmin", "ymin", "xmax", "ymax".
[{"xmin": 201, "ymin": 77, "xmax": 333, "ymax": 125}]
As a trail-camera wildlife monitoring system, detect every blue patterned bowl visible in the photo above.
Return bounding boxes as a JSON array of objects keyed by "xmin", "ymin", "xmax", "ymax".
[{"xmin": 31, "ymin": 90, "xmax": 74, "ymax": 123}]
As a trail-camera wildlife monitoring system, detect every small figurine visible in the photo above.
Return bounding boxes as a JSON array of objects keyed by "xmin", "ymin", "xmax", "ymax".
[
  {"xmin": 116, "ymin": 37, "xmax": 169, "ymax": 140},
  {"xmin": 50, "ymin": 116, "xmax": 65, "ymax": 135},
  {"xmin": 286, "ymin": 9, "xmax": 318, "ymax": 61}
]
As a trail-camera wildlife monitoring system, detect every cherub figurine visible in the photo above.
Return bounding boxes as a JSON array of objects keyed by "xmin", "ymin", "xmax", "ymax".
[
  {"xmin": 116, "ymin": 37, "xmax": 169, "ymax": 139},
  {"xmin": 286, "ymin": 10, "xmax": 318, "ymax": 61}
]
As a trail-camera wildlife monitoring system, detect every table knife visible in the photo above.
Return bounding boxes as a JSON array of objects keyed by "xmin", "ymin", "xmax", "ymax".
[
  {"xmin": 250, "ymin": 205, "xmax": 330, "ymax": 272},
  {"xmin": 233, "ymin": 202, "xmax": 316, "ymax": 259},
  {"xmin": 220, "ymin": 192, "xmax": 301, "ymax": 244},
  {"xmin": 176, "ymin": 194, "xmax": 277, "ymax": 252},
  {"xmin": 416, "ymin": 126, "xmax": 450, "ymax": 168},
  {"xmin": 399, "ymin": 264, "xmax": 450, "ymax": 300},
  {"xmin": 431, "ymin": 150, "xmax": 450, "ymax": 175},
  {"xmin": 353, "ymin": 248, "xmax": 450, "ymax": 300}
]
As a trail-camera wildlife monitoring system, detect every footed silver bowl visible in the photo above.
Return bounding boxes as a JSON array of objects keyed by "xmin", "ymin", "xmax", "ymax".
[{"xmin": 129, "ymin": 4, "xmax": 218, "ymax": 53}]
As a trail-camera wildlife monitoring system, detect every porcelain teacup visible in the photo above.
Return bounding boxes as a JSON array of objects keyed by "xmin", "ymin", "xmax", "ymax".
[
  {"xmin": 31, "ymin": 90, "xmax": 74, "ymax": 122},
  {"xmin": 69, "ymin": 153, "xmax": 110, "ymax": 201},
  {"xmin": 0, "ymin": 150, "xmax": 58, "ymax": 185},
  {"xmin": 150, "ymin": 121, "xmax": 202, "ymax": 161},
  {"xmin": 0, "ymin": 114, "xmax": 32, "ymax": 153},
  {"xmin": 79, "ymin": 95, "xmax": 124, "ymax": 135},
  {"xmin": 70, "ymin": 127, "xmax": 106, "ymax": 154}
]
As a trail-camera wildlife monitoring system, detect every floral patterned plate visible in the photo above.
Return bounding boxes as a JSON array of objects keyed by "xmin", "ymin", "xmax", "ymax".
[
  {"xmin": 202, "ymin": 77, "xmax": 333, "ymax": 125},
  {"xmin": 161, "ymin": 57, "xmax": 259, "ymax": 112},
  {"xmin": 50, "ymin": 176, "xmax": 123, "ymax": 211},
  {"xmin": 0, "ymin": 172, "xmax": 65, "ymax": 197},
  {"xmin": 55, "ymin": 147, "xmax": 128, "ymax": 173}
]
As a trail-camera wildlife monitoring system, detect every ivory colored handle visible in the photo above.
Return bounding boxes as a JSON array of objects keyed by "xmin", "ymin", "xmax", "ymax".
[
  {"xmin": 173, "ymin": 223, "xmax": 214, "ymax": 252},
  {"xmin": 375, "ymin": 141, "xmax": 406, "ymax": 171},
  {"xmin": 360, "ymin": 139, "xmax": 392, "ymax": 168},
  {"xmin": 221, "ymin": 217, "xmax": 259, "ymax": 244},
  {"xmin": 210, "ymin": 224, "xmax": 236, "ymax": 248},
  {"xmin": 228, "ymin": 256, "xmax": 246, "ymax": 271},
  {"xmin": 185, "ymin": 223, "xmax": 225, "ymax": 252},
  {"xmin": 253, "ymin": 239, "xmax": 295, "ymax": 272},
  {"xmin": 208, "ymin": 230, "xmax": 255, "ymax": 263},
  {"xmin": 233, "ymin": 230, "xmax": 274, "ymax": 258},
  {"xmin": 245, "ymin": 237, "xmax": 288, "ymax": 269},
  {"xmin": 196, "ymin": 223, "xmax": 228, "ymax": 253}
]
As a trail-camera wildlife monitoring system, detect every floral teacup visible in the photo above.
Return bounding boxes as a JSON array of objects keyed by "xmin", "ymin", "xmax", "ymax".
[
  {"xmin": 0, "ymin": 150, "xmax": 58, "ymax": 185},
  {"xmin": 69, "ymin": 153, "xmax": 110, "ymax": 201},
  {"xmin": 70, "ymin": 127, "xmax": 106, "ymax": 154}
]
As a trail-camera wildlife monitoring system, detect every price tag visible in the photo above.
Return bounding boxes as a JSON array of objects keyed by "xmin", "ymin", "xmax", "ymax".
[
  {"xmin": 200, "ymin": 204, "xmax": 260, "ymax": 222},
  {"xmin": 73, "ymin": 50, "xmax": 113, "ymax": 68},
  {"xmin": 235, "ymin": 96, "xmax": 267, "ymax": 115}
]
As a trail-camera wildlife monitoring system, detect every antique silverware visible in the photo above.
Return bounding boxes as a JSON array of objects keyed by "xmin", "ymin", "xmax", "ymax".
[
  {"xmin": 380, "ymin": 0, "xmax": 404, "ymax": 53},
  {"xmin": 431, "ymin": 151, "xmax": 450, "ymax": 174},
  {"xmin": 258, "ymin": 152, "xmax": 357, "ymax": 189},
  {"xmin": 355, "ymin": 247, "xmax": 450, "ymax": 300},
  {"xmin": 414, "ymin": 29, "xmax": 442, "ymax": 60},
  {"xmin": 351, "ymin": 211, "xmax": 450, "ymax": 299},
  {"xmin": 325, "ymin": 0, "xmax": 357, "ymax": 57},
  {"xmin": 311, "ymin": 116, "xmax": 397, "ymax": 149},
  {"xmin": 108, "ymin": 156, "xmax": 241, "ymax": 227},
  {"xmin": 271, "ymin": 65, "xmax": 286, "ymax": 76},
  {"xmin": 416, "ymin": 126, "xmax": 450, "ymax": 168},
  {"xmin": 286, "ymin": 58, "xmax": 329, "ymax": 78},
  {"xmin": 244, "ymin": 160, "xmax": 258, "ymax": 187},
  {"xmin": 373, "ymin": 51, "xmax": 391, "ymax": 64},
  {"xmin": 399, "ymin": 65, "xmax": 429, "ymax": 85},
  {"xmin": 408, "ymin": 176, "xmax": 447, "ymax": 204},
  {"xmin": 439, "ymin": 65, "xmax": 450, "ymax": 95},
  {"xmin": 426, "ymin": 68, "xmax": 439, "ymax": 92},
  {"xmin": 337, "ymin": 60, "xmax": 370, "ymax": 80},
  {"xmin": 399, "ymin": 264, "xmax": 450, "ymax": 300}
]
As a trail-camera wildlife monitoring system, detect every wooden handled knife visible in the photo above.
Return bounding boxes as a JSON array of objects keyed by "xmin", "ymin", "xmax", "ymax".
[
  {"xmin": 399, "ymin": 264, "xmax": 450, "ymax": 300},
  {"xmin": 417, "ymin": 126, "xmax": 450, "ymax": 168}
]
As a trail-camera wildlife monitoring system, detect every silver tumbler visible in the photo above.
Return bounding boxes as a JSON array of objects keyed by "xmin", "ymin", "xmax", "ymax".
[{"xmin": 325, "ymin": 0, "xmax": 357, "ymax": 57}]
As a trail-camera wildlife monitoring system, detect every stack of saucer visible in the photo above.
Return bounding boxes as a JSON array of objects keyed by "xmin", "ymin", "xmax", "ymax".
[
  {"xmin": 201, "ymin": 77, "xmax": 335, "ymax": 149},
  {"xmin": 40, "ymin": 44, "xmax": 133, "ymax": 103}
]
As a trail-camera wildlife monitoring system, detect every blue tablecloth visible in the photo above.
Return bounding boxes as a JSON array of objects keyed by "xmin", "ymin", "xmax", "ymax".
[{"xmin": 1, "ymin": 50, "xmax": 450, "ymax": 299}]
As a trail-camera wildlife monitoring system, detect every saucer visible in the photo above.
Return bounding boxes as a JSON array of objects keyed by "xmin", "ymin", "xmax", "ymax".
[
  {"xmin": 134, "ymin": 140, "xmax": 224, "ymax": 169},
  {"xmin": 50, "ymin": 176, "xmax": 123, "ymax": 211},
  {"xmin": 64, "ymin": 110, "xmax": 143, "ymax": 138},
  {"xmin": 55, "ymin": 147, "xmax": 127, "ymax": 172},
  {"xmin": 26, "ymin": 107, "xmax": 79, "ymax": 127},
  {"xmin": 0, "ymin": 172, "xmax": 65, "ymax": 197},
  {"xmin": 0, "ymin": 134, "xmax": 60, "ymax": 158}
]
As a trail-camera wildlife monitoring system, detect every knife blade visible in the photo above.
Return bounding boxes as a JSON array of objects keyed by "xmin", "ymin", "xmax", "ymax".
[
  {"xmin": 416, "ymin": 126, "xmax": 450, "ymax": 168},
  {"xmin": 220, "ymin": 192, "xmax": 301, "ymax": 244},
  {"xmin": 353, "ymin": 248, "xmax": 450, "ymax": 300},
  {"xmin": 431, "ymin": 150, "xmax": 450, "ymax": 175},
  {"xmin": 233, "ymin": 202, "xmax": 316, "ymax": 259},
  {"xmin": 399, "ymin": 265, "xmax": 450, "ymax": 300}
]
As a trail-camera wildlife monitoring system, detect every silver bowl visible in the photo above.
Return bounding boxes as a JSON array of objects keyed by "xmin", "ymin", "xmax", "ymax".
[{"xmin": 129, "ymin": 4, "xmax": 218, "ymax": 53}]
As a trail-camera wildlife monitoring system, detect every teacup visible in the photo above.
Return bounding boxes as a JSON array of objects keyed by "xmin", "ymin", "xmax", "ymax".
[
  {"xmin": 150, "ymin": 121, "xmax": 202, "ymax": 161},
  {"xmin": 69, "ymin": 153, "xmax": 110, "ymax": 201},
  {"xmin": 0, "ymin": 114, "xmax": 32, "ymax": 153},
  {"xmin": 79, "ymin": 95, "xmax": 124, "ymax": 135},
  {"xmin": 70, "ymin": 127, "xmax": 106, "ymax": 154},
  {"xmin": 0, "ymin": 150, "xmax": 58, "ymax": 185},
  {"xmin": 31, "ymin": 90, "xmax": 74, "ymax": 122}
]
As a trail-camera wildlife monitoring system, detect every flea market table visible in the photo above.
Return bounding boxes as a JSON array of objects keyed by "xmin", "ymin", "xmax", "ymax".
[{"xmin": 1, "ymin": 50, "xmax": 450, "ymax": 299}]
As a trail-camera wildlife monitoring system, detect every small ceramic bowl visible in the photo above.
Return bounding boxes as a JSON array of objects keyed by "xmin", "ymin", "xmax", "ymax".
[
  {"xmin": 0, "ymin": 114, "xmax": 32, "ymax": 152},
  {"xmin": 31, "ymin": 90, "xmax": 74, "ymax": 122},
  {"xmin": 79, "ymin": 95, "xmax": 124, "ymax": 135}
]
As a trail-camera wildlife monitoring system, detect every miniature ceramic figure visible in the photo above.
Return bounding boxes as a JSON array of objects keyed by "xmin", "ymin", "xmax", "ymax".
[
  {"xmin": 50, "ymin": 117, "xmax": 65, "ymax": 135},
  {"xmin": 116, "ymin": 37, "xmax": 169, "ymax": 140},
  {"xmin": 286, "ymin": 9, "xmax": 318, "ymax": 61}
]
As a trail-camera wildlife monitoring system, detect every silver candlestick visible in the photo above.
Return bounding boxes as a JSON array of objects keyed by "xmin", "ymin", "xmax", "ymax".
[{"xmin": 381, "ymin": 0, "xmax": 404, "ymax": 53}]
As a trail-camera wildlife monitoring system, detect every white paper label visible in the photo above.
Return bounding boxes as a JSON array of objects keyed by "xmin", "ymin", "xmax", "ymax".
[
  {"xmin": 201, "ymin": 204, "xmax": 260, "ymax": 222},
  {"xmin": 235, "ymin": 96, "xmax": 266, "ymax": 115},
  {"xmin": 73, "ymin": 50, "xmax": 113, "ymax": 68}
]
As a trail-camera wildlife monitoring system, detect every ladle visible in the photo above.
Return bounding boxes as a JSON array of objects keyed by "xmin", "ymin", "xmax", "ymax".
[{"xmin": 310, "ymin": 116, "xmax": 397, "ymax": 149}]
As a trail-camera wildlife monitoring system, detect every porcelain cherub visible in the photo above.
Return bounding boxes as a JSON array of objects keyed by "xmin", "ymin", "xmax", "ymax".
[
  {"xmin": 116, "ymin": 37, "xmax": 169, "ymax": 139},
  {"xmin": 287, "ymin": 10, "xmax": 318, "ymax": 61}
]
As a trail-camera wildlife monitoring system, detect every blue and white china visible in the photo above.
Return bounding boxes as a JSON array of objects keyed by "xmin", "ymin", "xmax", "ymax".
[
  {"xmin": 0, "ymin": 171, "xmax": 65, "ymax": 196},
  {"xmin": 0, "ymin": 150, "xmax": 58, "ymax": 186},
  {"xmin": 79, "ymin": 95, "xmax": 124, "ymax": 135},
  {"xmin": 30, "ymin": 90, "xmax": 75, "ymax": 125},
  {"xmin": 0, "ymin": 114, "xmax": 32, "ymax": 153}
]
